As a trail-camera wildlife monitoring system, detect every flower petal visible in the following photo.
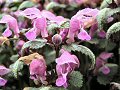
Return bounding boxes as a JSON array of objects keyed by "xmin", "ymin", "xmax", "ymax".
[
  {"xmin": 100, "ymin": 66, "xmax": 110, "ymax": 75},
  {"xmin": 56, "ymin": 51, "xmax": 79, "ymax": 65},
  {"xmin": 33, "ymin": 17, "xmax": 48, "ymax": 37},
  {"xmin": 2, "ymin": 27, "xmax": 12, "ymax": 37},
  {"xmin": 20, "ymin": 7, "xmax": 41, "ymax": 19},
  {"xmin": 97, "ymin": 30, "xmax": 106, "ymax": 38},
  {"xmin": 99, "ymin": 52, "xmax": 113, "ymax": 60},
  {"xmin": 78, "ymin": 28, "xmax": 91, "ymax": 41},
  {"xmin": 0, "ymin": 77, "xmax": 7, "ymax": 86},
  {"xmin": 0, "ymin": 66, "xmax": 10, "ymax": 76},
  {"xmin": 25, "ymin": 28, "xmax": 36, "ymax": 41}
]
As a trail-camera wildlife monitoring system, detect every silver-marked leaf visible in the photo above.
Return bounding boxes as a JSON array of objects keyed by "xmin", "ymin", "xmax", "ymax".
[
  {"xmin": 106, "ymin": 22, "xmax": 120, "ymax": 39},
  {"xmin": 21, "ymin": 39, "xmax": 47, "ymax": 54},
  {"xmin": 9, "ymin": 60, "xmax": 24, "ymax": 78},
  {"xmin": 46, "ymin": 2, "xmax": 66, "ymax": 10},
  {"xmin": 69, "ymin": 71, "xmax": 83, "ymax": 88},
  {"xmin": 18, "ymin": 1, "xmax": 36, "ymax": 10}
]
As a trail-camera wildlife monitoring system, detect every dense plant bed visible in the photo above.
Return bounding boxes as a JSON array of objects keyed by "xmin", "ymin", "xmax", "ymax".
[{"xmin": 0, "ymin": 0, "xmax": 120, "ymax": 90}]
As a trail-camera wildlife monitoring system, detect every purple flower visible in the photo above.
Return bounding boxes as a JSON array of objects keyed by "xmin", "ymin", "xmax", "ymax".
[
  {"xmin": 100, "ymin": 65, "xmax": 110, "ymax": 75},
  {"xmin": 0, "ymin": 66, "xmax": 10, "ymax": 76},
  {"xmin": 55, "ymin": 51, "xmax": 80, "ymax": 88},
  {"xmin": 94, "ymin": 52, "xmax": 113, "ymax": 75},
  {"xmin": 78, "ymin": 28, "xmax": 91, "ymax": 41},
  {"xmin": 60, "ymin": 29, "xmax": 69, "ymax": 40},
  {"xmin": 0, "ymin": 15, "xmax": 19, "ymax": 37},
  {"xmin": 0, "ymin": 77, "xmax": 7, "ymax": 86},
  {"xmin": 29, "ymin": 59, "xmax": 47, "ymax": 84}
]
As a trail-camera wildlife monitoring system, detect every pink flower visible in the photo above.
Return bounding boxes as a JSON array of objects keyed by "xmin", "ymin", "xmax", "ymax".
[
  {"xmin": 33, "ymin": 17, "xmax": 48, "ymax": 38},
  {"xmin": 99, "ymin": 52, "xmax": 113, "ymax": 60},
  {"xmin": 89, "ymin": 23, "xmax": 98, "ymax": 37},
  {"xmin": 25, "ymin": 17, "xmax": 49, "ymax": 40},
  {"xmin": 94, "ymin": 52, "xmax": 113, "ymax": 75},
  {"xmin": 29, "ymin": 59, "xmax": 47, "ymax": 83},
  {"xmin": 55, "ymin": 51, "xmax": 80, "ymax": 88},
  {"xmin": 16, "ymin": 40, "xmax": 25, "ymax": 50},
  {"xmin": 100, "ymin": 65, "xmax": 110, "ymax": 75},
  {"xmin": 17, "ymin": 7, "xmax": 67, "ymax": 40},
  {"xmin": 20, "ymin": 7, "xmax": 41, "ymax": 19},
  {"xmin": 0, "ymin": 77, "xmax": 7, "ymax": 86},
  {"xmin": 67, "ymin": 18, "xmax": 80, "ymax": 43},
  {"xmin": 41, "ymin": 10, "xmax": 56, "ymax": 20},
  {"xmin": 97, "ymin": 30, "xmax": 106, "ymax": 38},
  {"xmin": 78, "ymin": 28, "xmax": 91, "ymax": 41},
  {"xmin": 67, "ymin": 8, "xmax": 99, "ymax": 43},
  {"xmin": 0, "ymin": 66, "xmax": 10, "ymax": 86},
  {"xmin": 25, "ymin": 28, "xmax": 37, "ymax": 41},
  {"xmin": 0, "ymin": 66, "xmax": 10, "ymax": 76},
  {"xmin": 96, "ymin": 52, "xmax": 113, "ymax": 68},
  {"xmin": 0, "ymin": 15, "xmax": 19, "ymax": 37}
]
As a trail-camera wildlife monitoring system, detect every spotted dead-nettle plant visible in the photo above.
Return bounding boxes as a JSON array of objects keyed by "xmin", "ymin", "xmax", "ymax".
[{"xmin": 0, "ymin": 0, "xmax": 119, "ymax": 90}]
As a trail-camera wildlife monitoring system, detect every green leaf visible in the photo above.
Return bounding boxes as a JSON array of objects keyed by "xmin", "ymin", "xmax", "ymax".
[
  {"xmin": 18, "ymin": 1, "xmax": 36, "ymax": 10},
  {"xmin": 9, "ymin": 60, "xmax": 24, "ymax": 78},
  {"xmin": 43, "ymin": 45, "xmax": 56, "ymax": 65},
  {"xmin": 87, "ymin": 38, "xmax": 99, "ymax": 44},
  {"xmin": 63, "ymin": 44, "xmax": 95, "ymax": 69},
  {"xmin": 47, "ymin": 23, "xmax": 59, "ymax": 35},
  {"xmin": 10, "ymin": 54, "xmax": 19, "ymax": 62},
  {"xmin": 21, "ymin": 39, "xmax": 47, "ymax": 55},
  {"xmin": 100, "ymin": 0, "xmax": 112, "ymax": 9},
  {"xmin": 69, "ymin": 71, "xmax": 83, "ymax": 88},
  {"xmin": 106, "ymin": 22, "xmax": 120, "ymax": 39},
  {"xmin": 105, "ymin": 63, "xmax": 118, "ymax": 76},
  {"xmin": 46, "ymin": 2, "xmax": 66, "ymax": 10},
  {"xmin": 60, "ymin": 21, "xmax": 70, "ymax": 29},
  {"xmin": 97, "ymin": 7, "xmax": 120, "ymax": 30},
  {"xmin": 97, "ymin": 8, "xmax": 110, "ymax": 30},
  {"xmin": 97, "ymin": 75, "xmax": 112, "ymax": 85},
  {"xmin": 23, "ymin": 86, "xmax": 68, "ymax": 90}
]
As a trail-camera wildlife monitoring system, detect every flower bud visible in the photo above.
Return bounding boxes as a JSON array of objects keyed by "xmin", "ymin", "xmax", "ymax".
[{"xmin": 52, "ymin": 34, "xmax": 62, "ymax": 45}]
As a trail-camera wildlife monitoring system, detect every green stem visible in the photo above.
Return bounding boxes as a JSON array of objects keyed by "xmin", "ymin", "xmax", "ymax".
[
  {"xmin": 118, "ymin": 41, "xmax": 120, "ymax": 74},
  {"xmin": 55, "ymin": 45, "xmax": 60, "ymax": 58}
]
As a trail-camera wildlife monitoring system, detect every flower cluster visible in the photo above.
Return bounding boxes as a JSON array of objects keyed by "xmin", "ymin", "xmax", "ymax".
[{"xmin": 0, "ymin": 0, "xmax": 119, "ymax": 89}]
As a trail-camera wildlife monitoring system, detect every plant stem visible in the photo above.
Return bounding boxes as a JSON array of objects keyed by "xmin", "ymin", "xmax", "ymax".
[{"xmin": 55, "ymin": 45, "xmax": 59, "ymax": 58}]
